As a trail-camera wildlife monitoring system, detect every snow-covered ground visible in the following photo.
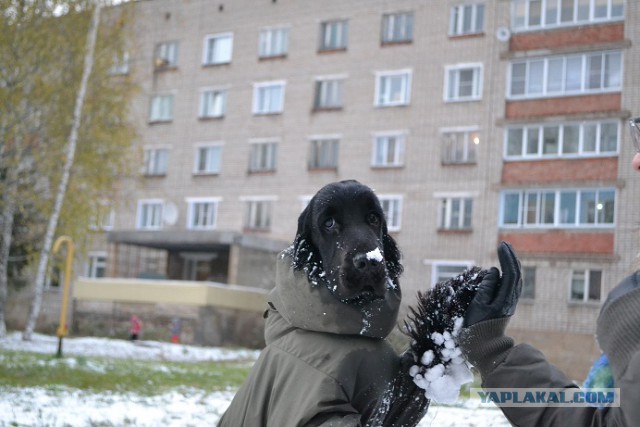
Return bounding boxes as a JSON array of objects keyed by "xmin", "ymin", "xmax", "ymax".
[{"xmin": 0, "ymin": 332, "xmax": 510, "ymax": 426}]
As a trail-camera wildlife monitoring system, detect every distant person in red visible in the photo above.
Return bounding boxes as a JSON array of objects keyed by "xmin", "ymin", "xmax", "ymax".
[
  {"xmin": 130, "ymin": 314, "xmax": 142, "ymax": 341},
  {"xmin": 170, "ymin": 317, "xmax": 181, "ymax": 344}
]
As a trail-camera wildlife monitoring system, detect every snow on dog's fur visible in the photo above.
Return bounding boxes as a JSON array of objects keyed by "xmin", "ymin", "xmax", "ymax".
[{"xmin": 404, "ymin": 267, "xmax": 487, "ymax": 403}]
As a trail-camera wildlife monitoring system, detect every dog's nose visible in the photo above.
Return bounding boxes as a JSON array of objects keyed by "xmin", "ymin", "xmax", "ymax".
[{"xmin": 353, "ymin": 252, "xmax": 381, "ymax": 271}]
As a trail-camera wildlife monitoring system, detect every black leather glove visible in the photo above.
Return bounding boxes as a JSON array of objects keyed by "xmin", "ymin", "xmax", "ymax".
[{"xmin": 464, "ymin": 241, "xmax": 522, "ymax": 328}]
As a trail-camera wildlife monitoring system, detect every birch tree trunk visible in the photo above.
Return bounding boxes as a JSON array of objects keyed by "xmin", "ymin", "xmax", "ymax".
[
  {"xmin": 22, "ymin": 4, "xmax": 102, "ymax": 341},
  {"xmin": 0, "ymin": 134, "xmax": 19, "ymax": 338}
]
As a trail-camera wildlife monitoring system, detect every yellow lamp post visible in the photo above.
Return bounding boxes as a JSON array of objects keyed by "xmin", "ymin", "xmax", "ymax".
[{"xmin": 52, "ymin": 236, "xmax": 74, "ymax": 357}]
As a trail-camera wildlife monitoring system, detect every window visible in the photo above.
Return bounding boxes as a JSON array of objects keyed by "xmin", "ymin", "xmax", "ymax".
[
  {"xmin": 109, "ymin": 51, "xmax": 129, "ymax": 75},
  {"xmin": 505, "ymin": 120, "xmax": 619, "ymax": 159},
  {"xmin": 89, "ymin": 203, "xmax": 114, "ymax": 231},
  {"xmin": 509, "ymin": 51, "xmax": 622, "ymax": 98},
  {"xmin": 432, "ymin": 262, "xmax": 473, "ymax": 286},
  {"xmin": 378, "ymin": 196, "xmax": 403, "ymax": 232},
  {"xmin": 143, "ymin": 148, "xmax": 169, "ymax": 176},
  {"xmin": 320, "ymin": 19, "xmax": 348, "ymax": 51},
  {"xmin": 244, "ymin": 198, "xmax": 274, "ymax": 230},
  {"xmin": 309, "ymin": 137, "xmax": 339, "ymax": 169},
  {"xmin": 149, "ymin": 95, "xmax": 173, "ymax": 122},
  {"xmin": 522, "ymin": 266, "xmax": 536, "ymax": 299},
  {"xmin": 500, "ymin": 188, "xmax": 615, "ymax": 228},
  {"xmin": 439, "ymin": 197, "xmax": 473, "ymax": 230},
  {"xmin": 441, "ymin": 129, "xmax": 479, "ymax": 164},
  {"xmin": 203, "ymin": 33, "xmax": 233, "ymax": 65},
  {"xmin": 259, "ymin": 27, "xmax": 289, "ymax": 58},
  {"xmin": 249, "ymin": 140, "xmax": 278, "ymax": 172},
  {"xmin": 199, "ymin": 89, "xmax": 226, "ymax": 118},
  {"xmin": 570, "ymin": 269, "xmax": 602, "ymax": 302},
  {"xmin": 372, "ymin": 132, "xmax": 406, "ymax": 167},
  {"xmin": 186, "ymin": 198, "xmax": 220, "ymax": 230},
  {"xmin": 450, "ymin": 3, "xmax": 485, "ymax": 36},
  {"xmin": 381, "ymin": 12, "xmax": 414, "ymax": 44},
  {"xmin": 445, "ymin": 64, "xmax": 483, "ymax": 101},
  {"xmin": 253, "ymin": 81, "xmax": 285, "ymax": 114},
  {"xmin": 87, "ymin": 252, "xmax": 107, "ymax": 278},
  {"xmin": 194, "ymin": 144, "xmax": 222, "ymax": 174},
  {"xmin": 314, "ymin": 77, "xmax": 343, "ymax": 109},
  {"xmin": 154, "ymin": 41, "xmax": 178, "ymax": 68},
  {"xmin": 137, "ymin": 200, "xmax": 163, "ymax": 230},
  {"xmin": 512, "ymin": 0, "xmax": 624, "ymax": 31},
  {"xmin": 375, "ymin": 70, "xmax": 412, "ymax": 106}
]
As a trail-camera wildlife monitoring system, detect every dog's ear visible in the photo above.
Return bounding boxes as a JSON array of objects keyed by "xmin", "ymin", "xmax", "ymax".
[
  {"xmin": 382, "ymin": 227, "xmax": 403, "ymax": 282},
  {"xmin": 292, "ymin": 200, "xmax": 316, "ymax": 271}
]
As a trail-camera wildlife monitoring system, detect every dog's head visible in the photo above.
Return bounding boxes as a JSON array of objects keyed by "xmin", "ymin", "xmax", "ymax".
[{"xmin": 292, "ymin": 180, "xmax": 403, "ymax": 304}]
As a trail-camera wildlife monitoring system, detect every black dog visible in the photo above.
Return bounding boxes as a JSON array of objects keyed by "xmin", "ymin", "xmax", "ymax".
[
  {"xmin": 219, "ymin": 180, "xmax": 428, "ymax": 426},
  {"xmin": 292, "ymin": 179, "xmax": 403, "ymax": 304}
]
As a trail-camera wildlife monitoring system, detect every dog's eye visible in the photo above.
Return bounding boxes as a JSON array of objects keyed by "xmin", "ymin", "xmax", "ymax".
[
  {"xmin": 324, "ymin": 217, "xmax": 336, "ymax": 229},
  {"xmin": 367, "ymin": 213, "xmax": 381, "ymax": 226}
]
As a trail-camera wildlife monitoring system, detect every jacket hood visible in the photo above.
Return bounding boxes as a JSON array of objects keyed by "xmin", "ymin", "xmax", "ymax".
[
  {"xmin": 596, "ymin": 270, "xmax": 640, "ymax": 379},
  {"xmin": 268, "ymin": 250, "xmax": 401, "ymax": 339}
]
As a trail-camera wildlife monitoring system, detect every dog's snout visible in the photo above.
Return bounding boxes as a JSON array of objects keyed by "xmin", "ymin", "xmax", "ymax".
[{"xmin": 352, "ymin": 252, "xmax": 381, "ymax": 271}]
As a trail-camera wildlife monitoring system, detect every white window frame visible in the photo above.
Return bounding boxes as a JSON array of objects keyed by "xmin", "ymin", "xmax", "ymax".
[
  {"xmin": 252, "ymin": 80, "xmax": 286, "ymax": 114},
  {"xmin": 186, "ymin": 197, "xmax": 221, "ymax": 230},
  {"xmin": 440, "ymin": 126, "xmax": 480, "ymax": 164},
  {"xmin": 444, "ymin": 63, "xmax": 483, "ymax": 102},
  {"xmin": 86, "ymin": 251, "xmax": 107, "ymax": 278},
  {"xmin": 319, "ymin": 19, "xmax": 349, "ymax": 50},
  {"xmin": 511, "ymin": 0, "xmax": 624, "ymax": 32},
  {"xmin": 499, "ymin": 188, "xmax": 616, "ymax": 228},
  {"xmin": 137, "ymin": 199, "xmax": 164, "ymax": 230},
  {"xmin": 372, "ymin": 131, "xmax": 406, "ymax": 167},
  {"xmin": 504, "ymin": 120, "xmax": 620, "ymax": 159},
  {"xmin": 314, "ymin": 76, "xmax": 345, "ymax": 109},
  {"xmin": 308, "ymin": 135, "xmax": 340, "ymax": 169},
  {"xmin": 199, "ymin": 88, "xmax": 227, "ymax": 118},
  {"xmin": 259, "ymin": 26, "xmax": 289, "ymax": 58},
  {"xmin": 450, "ymin": 3, "xmax": 485, "ymax": 36},
  {"xmin": 437, "ymin": 195, "xmax": 474, "ymax": 230},
  {"xmin": 374, "ymin": 69, "xmax": 412, "ymax": 107},
  {"xmin": 202, "ymin": 32, "xmax": 233, "ymax": 65},
  {"xmin": 381, "ymin": 12, "xmax": 414, "ymax": 43},
  {"xmin": 89, "ymin": 202, "xmax": 114, "ymax": 231},
  {"xmin": 194, "ymin": 143, "xmax": 223, "ymax": 175},
  {"xmin": 248, "ymin": 139, "xmax": 278, "ymax": 172},
  {"xmin": 508, "ymin": 51, "xmax": 622, "ymax": 99},
  {"xmin": 241, "ymin": 196, "xmax": 277, "ymax": 230},
  {"xmin": 109, "ymin": 51, "xmax": 129, "ymax": 75},
  {"xmin": 428, "ymin": 260, "xmax": 475, "ymax": 287},
  {"xmin": 143, "ymin": 147, "xmax": 169, "ymax": 176},
  {"xmin": 569, "ymin": 269, "xmax": 603, "ymax": 303},
  {"xmin": 154, "ymin": 41, "xmax": 178, "ymax": 68},
  {"xmin": 149, "ymin": 95, "xmax": 173, "ymax": 122},
  {"xmin": 377, "ymin": 195, "xmax": 403, "ymax": 232}
]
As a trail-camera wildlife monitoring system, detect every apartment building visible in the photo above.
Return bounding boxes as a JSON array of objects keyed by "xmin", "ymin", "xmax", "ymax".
[{"xmin": 87, "ymin": 0, "xmax": 639, "ymax": 378}]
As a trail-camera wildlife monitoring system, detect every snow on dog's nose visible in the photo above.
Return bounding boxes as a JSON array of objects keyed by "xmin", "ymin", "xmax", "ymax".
[{"xmin": 352, "ymin": 248, "xmax": 383, "ymax": 271}]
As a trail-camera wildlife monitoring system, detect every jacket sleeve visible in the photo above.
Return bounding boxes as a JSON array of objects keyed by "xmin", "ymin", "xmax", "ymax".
[{"xmin": 459, "ymin": 318, "xmax": 628, "ymax": 426}]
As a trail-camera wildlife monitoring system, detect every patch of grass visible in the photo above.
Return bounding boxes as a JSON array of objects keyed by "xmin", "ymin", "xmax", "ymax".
[{"xmin": 0, "ymin": 350, "xmax": 251, "ymax": 395}]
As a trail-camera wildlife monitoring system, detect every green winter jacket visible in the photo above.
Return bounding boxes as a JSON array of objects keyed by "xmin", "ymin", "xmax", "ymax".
[
  {"xmin": 459, "ymin": 271, "xmax": 640, "ymax": 427},
  {"xmin": 218, "ymin": 250, "xmax": 403, "ymax": 427}
]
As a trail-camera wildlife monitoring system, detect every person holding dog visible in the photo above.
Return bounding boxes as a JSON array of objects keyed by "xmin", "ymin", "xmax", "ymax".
[
  {"xmin": 459, "ymin": 120, "xmax": 640, "ymax": 426},
  {"xmin": 460, "ymin": 245, "xmax": 639, "ymax": 425}
]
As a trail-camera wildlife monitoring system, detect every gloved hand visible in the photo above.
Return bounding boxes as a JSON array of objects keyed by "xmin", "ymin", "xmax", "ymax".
[{"xmin": 464, "ymin": 241, "xmax": 522, "ymax": 328}]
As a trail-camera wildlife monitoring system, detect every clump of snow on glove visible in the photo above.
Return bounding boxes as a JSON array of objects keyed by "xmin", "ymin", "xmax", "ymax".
[{"xmin": 404, "ymin": 267, "xmax": 487, "ymax": 404}]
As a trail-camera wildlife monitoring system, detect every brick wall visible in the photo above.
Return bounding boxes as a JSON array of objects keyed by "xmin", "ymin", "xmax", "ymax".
[
  {"xmin": 502, "ymin": 157, "xmax": 619, "ymax": 184},
  {"xmin": 510, "ymin": 22, "xmax": 624, "ymax": 51}
]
